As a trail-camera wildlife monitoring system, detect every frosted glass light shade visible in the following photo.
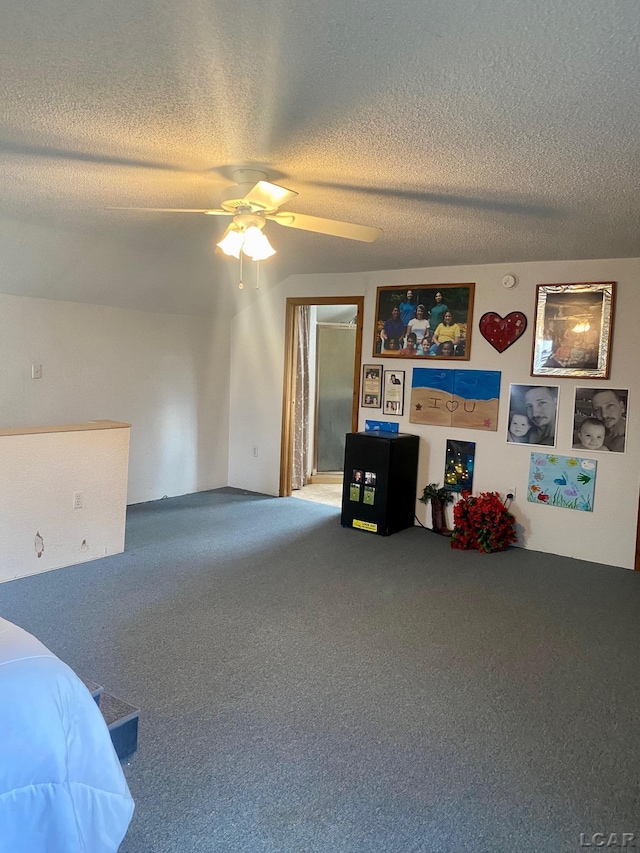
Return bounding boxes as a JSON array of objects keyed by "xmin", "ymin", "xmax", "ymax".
[
  {"xmin": 217, "ymin": 229, "xmax": 244, "ymax": 258},
  {"xmin": 242, "ymin": 226, "xmax": 276, "ymax": 260},
  {"xmin": 217, "ymin": 224, "xmax": 276, "ymax": 261}
]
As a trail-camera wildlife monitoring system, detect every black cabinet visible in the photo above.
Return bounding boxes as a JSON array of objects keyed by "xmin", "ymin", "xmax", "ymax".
[{"xmin": 341, "ymin": 431, "xmax": 420, "ymax": 536}]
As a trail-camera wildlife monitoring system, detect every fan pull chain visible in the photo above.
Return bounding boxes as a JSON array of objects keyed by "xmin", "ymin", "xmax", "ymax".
[
  {"xmin": 238, "ymin": 250, "xmax": 244, "ymax": 289},
  {"xmin": 255, "ymin": 259, "xmax": 260, "ymax": 290}
]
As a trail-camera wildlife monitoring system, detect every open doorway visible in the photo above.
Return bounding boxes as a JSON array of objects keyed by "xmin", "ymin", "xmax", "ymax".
[{"xmin": 279, "ymin": 296, "xmax": 364, "ymax": 500}]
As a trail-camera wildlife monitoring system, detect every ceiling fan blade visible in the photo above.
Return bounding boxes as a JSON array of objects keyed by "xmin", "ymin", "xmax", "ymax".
[
  {"xmin": 106, "ymin": 207, "xmax": 231, "ymax": 215},
  {"xmin": 242, "ymin": 181, "xmax": 298, "ymax": 212},
  {"xmin": 267, "ymin": 211, "xmax": 381, "ymax": 242}
]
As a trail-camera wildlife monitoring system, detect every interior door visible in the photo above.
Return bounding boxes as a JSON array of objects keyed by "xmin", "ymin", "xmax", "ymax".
[
  {"xmin": 279, "ymin": 296, "xmax": 363, "ymax": 497},
  {"xmin": 315, "ymin": 323, "xmax": 357, "ymax": 472}
]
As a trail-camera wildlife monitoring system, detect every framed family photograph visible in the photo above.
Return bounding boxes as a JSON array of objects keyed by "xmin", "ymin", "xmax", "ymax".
[
  {"xmin": 373, "ymin": 284, "xmax": 475, "ymax": 360},
  {"xmin": 383, "ymin": 370, "xmax": 405, "ymax": 416},
  {"xmin": 507, "ymin": 383, "xmax": 560, "ymax": 447},
  {"xmin": 531, "ymin": 282, "xmax": 616, "ymax": 378},
  {"xmin": 361, "ymin": 364, "xmax": 382, "ymax": 408},
  {"xmin": 572, "ymin": 387, "xmax": 628, "ymax": 453}
]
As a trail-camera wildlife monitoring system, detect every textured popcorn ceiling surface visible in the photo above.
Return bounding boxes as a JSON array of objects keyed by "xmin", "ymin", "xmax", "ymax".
[{"xmin": 1, "ymin": 0, "xmax": 639, "ymax": 313}]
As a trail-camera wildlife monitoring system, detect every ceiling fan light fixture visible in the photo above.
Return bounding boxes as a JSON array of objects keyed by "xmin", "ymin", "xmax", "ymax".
[
  {"xmin": 112, "ymin": 174, "xmax": 382, "ymax": 252},
  {"xmin": 216, "ymin": 227, "xmax": 244, "ymax": 258},
  {"xmin": 217, "ymin": 222, "xmax": 276, "ymax": 261},
  {"xmin": 242, "ymin": 226, "xmax": 276, "ymax": 260}
]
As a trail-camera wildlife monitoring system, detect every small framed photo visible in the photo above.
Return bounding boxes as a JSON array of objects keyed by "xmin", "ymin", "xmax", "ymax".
[
  {"xmin": 573, "ymin": 387, "xmax": 628, "ymax": 453},
  {"xmin": 531, "ymin": 283, "xmax": 616, "ymax": 378},
  {"xmin": 361, "ymin": 364, "xmax": 382, "ymax": 408},
  {"xmin": 507, "ymin": 383, "xmax": 559, "ymax": 447},
  {"xmin": 373, "ymin": 284, "xmax": 475, "ymax": 359},
  {"xmin": 383, "ymin": 370, "xmax": 405, "ymax": 416}
]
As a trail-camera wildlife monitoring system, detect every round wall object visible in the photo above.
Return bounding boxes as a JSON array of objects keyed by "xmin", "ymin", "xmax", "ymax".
[{"xmin": 502, "ymin": 273, "xmax": 517, "ymax": 289}]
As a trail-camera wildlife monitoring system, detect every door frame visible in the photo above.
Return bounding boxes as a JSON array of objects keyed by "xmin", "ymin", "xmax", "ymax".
[
  {"xmin": 279, "ymin": 296, "xmax": 364, "ymax": 497},
  {"xmin": 635, "ymin": 495, "xmax": 640, "ymax": 570}
]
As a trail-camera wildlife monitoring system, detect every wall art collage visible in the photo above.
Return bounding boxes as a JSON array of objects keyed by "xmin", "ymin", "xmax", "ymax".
[{"xmin": 361, "ymin": 282, "xmax": 623, "ymax": 513}]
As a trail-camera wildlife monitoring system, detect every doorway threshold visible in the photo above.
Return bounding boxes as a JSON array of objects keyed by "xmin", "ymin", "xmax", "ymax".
[
  {"xmin": 308, "ymin": 473, "xmax": 343, "ymax": 484},
  {"xmin": 291, "ymin": 483, "xmax": 343, "ymax": 508}
]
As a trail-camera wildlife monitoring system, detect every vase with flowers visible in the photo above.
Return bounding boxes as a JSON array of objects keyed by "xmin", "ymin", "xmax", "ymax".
[
  {"xmin": 450, "ymin": 490, "xmax": 517, "ymax": 553},
  {"xmin": 419, "ymin": 483, "xmax": 454, "ymax": 535}
]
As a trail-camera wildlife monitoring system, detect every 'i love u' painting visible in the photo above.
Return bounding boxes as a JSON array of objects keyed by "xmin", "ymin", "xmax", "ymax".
[{"xmin": 410, "ymin": 368, "xmax": 501, "ymax": 431}]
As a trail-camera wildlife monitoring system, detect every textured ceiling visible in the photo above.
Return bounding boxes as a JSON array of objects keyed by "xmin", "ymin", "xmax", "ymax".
[{"xmin": 1, "ymin": 0, "xmax": 639, "ymax": 314}]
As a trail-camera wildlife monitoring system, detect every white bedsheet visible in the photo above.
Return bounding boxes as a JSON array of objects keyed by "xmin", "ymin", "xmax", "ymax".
[{"xmin": 0, "ymin": 617, "xmax": 134, "ymax": 852}]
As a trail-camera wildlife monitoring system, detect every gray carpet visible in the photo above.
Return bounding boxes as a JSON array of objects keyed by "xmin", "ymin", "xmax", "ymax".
[{"xmin": 1, "ymin": 488, "xmax": 639, "ymax": 853}]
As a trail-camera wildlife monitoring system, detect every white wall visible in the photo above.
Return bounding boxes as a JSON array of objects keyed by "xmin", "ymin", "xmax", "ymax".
[
  {"xmin": 0, "ymin": 423, "xmax": 130, "ymax": 580},
  {"xmin": 228, "ymin": 274, "xmax": 368, "ymax": 494},
  {"xmin": 228, "ymin": 259, "xmax": 640, "ymax": 569},
  {"xmin": 0, "ymin": 294, "xmax": 230, "ymax": 504}
]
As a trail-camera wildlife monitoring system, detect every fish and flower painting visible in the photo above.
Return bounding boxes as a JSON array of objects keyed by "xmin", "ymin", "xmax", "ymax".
[
  {"xmin": 527, "ymin": 452, "xmax": 597, "ymax": 512},
  {"xmin": 410, "ymin": 368, "xmax": 501, "ymax": 431}
]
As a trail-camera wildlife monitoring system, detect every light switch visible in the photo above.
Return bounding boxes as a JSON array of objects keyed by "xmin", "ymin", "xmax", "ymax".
[{"xmin": 31, "ymin": 364, "xmax": 42, "ymax": 379}]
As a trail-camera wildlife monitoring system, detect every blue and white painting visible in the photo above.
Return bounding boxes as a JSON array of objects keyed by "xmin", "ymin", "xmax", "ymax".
[
  {"xmin": 410, "ymin": 368, "xmax": 501, "ymax": 431},
  {"xmin": 527, "ymin": 452, "xmax": 597, "ymax": 512}
]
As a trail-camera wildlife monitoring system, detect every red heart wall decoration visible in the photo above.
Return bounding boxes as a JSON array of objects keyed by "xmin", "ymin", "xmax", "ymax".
[{"xmin": 479, "ymin": 311, "xmax": 528, "ymax": 353}]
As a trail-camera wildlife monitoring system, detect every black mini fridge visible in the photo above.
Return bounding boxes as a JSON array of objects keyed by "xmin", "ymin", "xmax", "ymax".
[{"xmin": 341, "ymin": 431, "xmax": 419, "ymax": 536}]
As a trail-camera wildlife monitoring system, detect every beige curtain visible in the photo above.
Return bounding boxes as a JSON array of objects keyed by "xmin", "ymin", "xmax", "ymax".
[{"xmin": 292, "ymin": 305, "xmax": 310, "ymax": 490}]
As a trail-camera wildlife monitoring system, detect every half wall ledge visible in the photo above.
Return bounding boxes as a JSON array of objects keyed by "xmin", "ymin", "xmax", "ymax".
[{"xmin": 0, "ymin": 421, "xmax": 131, "ymax": 582}]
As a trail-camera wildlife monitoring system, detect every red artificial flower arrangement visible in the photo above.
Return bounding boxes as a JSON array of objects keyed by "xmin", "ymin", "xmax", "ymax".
[{"xmin": 450, "ymin": 490, "xmax": 517, "ymax": 553}]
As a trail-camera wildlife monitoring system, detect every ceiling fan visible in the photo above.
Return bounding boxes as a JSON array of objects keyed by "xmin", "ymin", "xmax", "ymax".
[{"xmin": 110, "ymin": 168, "xmax": 381, "ymax": 261}]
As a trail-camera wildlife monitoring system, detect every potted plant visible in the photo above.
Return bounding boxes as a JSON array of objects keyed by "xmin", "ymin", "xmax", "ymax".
[
  {"xmin": 450, "ymin": 491, "xmax": 517, "ymax": 553},
  {"xmin": 419, "ymin": 483, "xmax": 454, "ymax": 535}
]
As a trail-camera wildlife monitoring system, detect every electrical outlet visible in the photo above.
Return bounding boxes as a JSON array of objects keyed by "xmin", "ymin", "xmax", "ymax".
[
  {"xmin": 507, "ymin": 486, "xmax": 516, "ymax": 500},
  {"xmin": 252, "ymin": 446, "xmax": 259, "ymax": 457},
  {"xmin": 73, "ymin": 491, "xmax": 83, "ymax": 509}
]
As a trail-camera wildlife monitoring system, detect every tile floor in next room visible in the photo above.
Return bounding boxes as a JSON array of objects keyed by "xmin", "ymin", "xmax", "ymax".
[{"xmin": 290, "ymin": 482, "xmax": 342, "ymax": 508}]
